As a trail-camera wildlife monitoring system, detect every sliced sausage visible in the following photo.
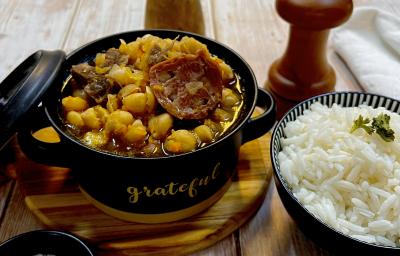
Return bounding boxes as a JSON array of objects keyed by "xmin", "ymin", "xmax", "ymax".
[{"xmin": 149, "ymin": 51, "xmax": 223, "ymax": 120}]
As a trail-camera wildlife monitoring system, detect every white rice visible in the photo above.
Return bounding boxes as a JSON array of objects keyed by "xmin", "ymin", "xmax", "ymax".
[{"xmin": 279, "ymin": 102, "xmax": 400, "ymax": 247}]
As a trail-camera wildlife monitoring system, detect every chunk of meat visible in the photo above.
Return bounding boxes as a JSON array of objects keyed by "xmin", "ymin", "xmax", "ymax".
[
  {"xmin": 147, "ymin": 44, "xmax": 167, "ymax": 67},
  {"xmin": 71, "ymin": 63, "xmax": 112, "ymax": 103},
  {"xmin": 102, "ymin": 48, "xmax": 129, "ymax": 67},
  {"xmin": 149, "ymin": 51, "xmax": 223, "ymax": 120}
]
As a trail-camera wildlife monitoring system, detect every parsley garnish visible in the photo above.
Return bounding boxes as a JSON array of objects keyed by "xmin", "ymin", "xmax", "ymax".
[
  {"xmin": 350, "ymin": 115, "xmax": 374, "ymax": 135},
  {"xmin": 350, "ymin": 113, "xmax": 395, "ymax": 142}
]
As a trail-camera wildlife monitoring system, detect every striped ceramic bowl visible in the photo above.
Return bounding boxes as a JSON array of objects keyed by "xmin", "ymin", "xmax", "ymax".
[{"xmin": 271, "ymin": 91, "xmax": 400, "ymax": 255}]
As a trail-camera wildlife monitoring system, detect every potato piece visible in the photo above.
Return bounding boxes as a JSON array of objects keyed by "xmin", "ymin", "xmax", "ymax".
[
  {"xmin": 81, "ymin": 108, "xmax": 102, "ymax": 130},
  {"xmin": 164, "ymin": 130, "xmax": 197, "ymax": 154},
  {"xmin": 212, "ymin": 108, "xmax": 233, "ymax": 122},
  {"xmin": 107, "ymin": 94, "xmax": 119, "ymax": 113},
  {"xmin": 66, "ymin": 111, "xmax": 84, "ymax": 127},
  {"xmin": 211, "ymin": 56, "xmax": 234, "ymax": 81},
  {"xmin": 134, "ymin": 35, "xmax": 166, "ymax": 71},
  {"xmin": 179, "ymin": 36, "xmax": 209, "ymax": 55},
  {"xmin": 124, "ymin": 120, "xmax": 148, "ymax": 144},
  {"xmin": 72, "ymin": 89, "xmax": 89, "ymax": 101},
  {"xmin": 145, "ymin": 86, "xmax": 157, "ymax": 113},
  {"xmin": 194, "ymin": 125, "xmax": 214, "ymax": 143},
  {"xmin": 204, "ymin": 119, "xmax": 223, "ymax": 133},
  {"xmin": 222, "ymin": 88, "xmax": 240, "ymax": 108},
  {"xmin": 62, "ymin": 96, "xmax": 88, "ymax": 112},
  {"xmin": 107, "ymin": 64, "xmax": 140, "ymax": 86},
  {"xmin": 148, "ymin": 113, "xmax": 173, "ymax": 139},
  {"xmin": 118, "ymin": 84, "xmax": 141, "ymax": 99},
  {"xmin": 82, "ymin": 131, "xmax": 108, "ymax": 148},
  {"xmin": 95, "ymin": 66, "xmax": 110, "ymax": 74},
  {"xmin": 219, "ymin": 62, "xmax": 234, "ymax": 81},
  {"xmin": 122, "ymin": 92, "xmax": 147, "ymax": 114},
  {"xmin": 119, "ymin": 39, "xmax": 140, "ymax": 61},
  {"xmin": 95, "ymin": 53, "xmax": 106, "ymax": 67}
]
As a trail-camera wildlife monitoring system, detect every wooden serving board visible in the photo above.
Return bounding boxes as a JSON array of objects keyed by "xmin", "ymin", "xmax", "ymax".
[{"xmin": 16, "ymin": 133, "xmax": 272, "ymax": 256}]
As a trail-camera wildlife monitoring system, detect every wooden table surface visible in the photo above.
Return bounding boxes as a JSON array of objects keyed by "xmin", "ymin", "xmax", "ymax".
[{"xmin": 0, "ymin": 0, "xmax": 399, "ymax": 255}]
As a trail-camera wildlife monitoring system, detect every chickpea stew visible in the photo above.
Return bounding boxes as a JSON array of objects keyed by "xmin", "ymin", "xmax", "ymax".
[{"xmin": 61, "ymin": 35, "xmax": 244, "ymax": 157}]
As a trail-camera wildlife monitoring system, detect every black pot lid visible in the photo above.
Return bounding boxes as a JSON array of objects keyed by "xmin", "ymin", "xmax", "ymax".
[{"xmin": 0, "ymin": 50, "xmax": 66, "ymax": 151}]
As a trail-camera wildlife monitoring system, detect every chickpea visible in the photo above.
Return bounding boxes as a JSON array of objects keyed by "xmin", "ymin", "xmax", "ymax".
[
  {"xmin": 62, "ymin": 96, "xmax": 88, "ymax": 112},
  {"xmin": 148, "ymin": 113, "xmax": 173, "ymax": 139},
  {"xmin": 105, "ymin": 119, "xmax": 128, "ymax": 136},
  {"xmin": 82, "ymin": 131, "xmax": 108, "ymax": 148},
  {"xmin": 194, "ymin": 125, "xmax": 214, "ymax": 143},
  {"xmin": 212, "ymin": 108, "xmax": 233, "ymax": 122},
  {"xmin": 94, "ymin": 106, "xmax": 109, "ymax": 124},
  {"xmin": 66, "ymin": 111, "xmax": 84, "ymax": 127},
  {"xmin": 106, "ymin": 94, "xmax": 119, "ymax": 113},
  {"xmin": 164, "ymin": 130, "xmax": 197, "ymax": 154},
  {"xmin": 124, "ymin": 120, "xmax": 148, "ymax": 144},
  {"xmin": 105, "ymin": 110, "xmax": 134, "ymax": 136},
  {"xmin": 122, "ymin": 92, "xmax": 147, "ymax": 114},
  {"xmin": 222, "ymin": 88, "xmax": 240, "ymax": 108},
  {"xmin": 109, "ymin": 110, "xmax": 134, "ymax": 125},
  {"xmin": 81, "ymin": 108, "xmax": 101, "ymax": 130}
]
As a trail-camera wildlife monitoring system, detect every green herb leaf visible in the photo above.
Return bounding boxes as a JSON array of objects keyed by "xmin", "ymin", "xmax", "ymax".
[
  {"xmin": 371, "ymin": 114, "xmax": 395, "ymax": 142},
  {"xmin": 350, "ymin": 113, "xmax": 395, "ymax": 142},
  {"xmin": 350, "ymin": 115, "xmax": 374, "ymax": 135}
]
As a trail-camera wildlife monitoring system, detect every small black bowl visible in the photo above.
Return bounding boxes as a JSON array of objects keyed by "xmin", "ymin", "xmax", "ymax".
[
  {"xmin": 271, "ymin": 91, "xmax": 400, "ymax": 255},
  {"xmin": 0, "ymin": 230, "xmax": 93, "ymax": 256}
]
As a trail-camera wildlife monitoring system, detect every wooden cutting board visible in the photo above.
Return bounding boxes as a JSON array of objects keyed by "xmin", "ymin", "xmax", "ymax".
[{"xmin": 16, "ymin": 133, "xmax": 272, "ymax": 256}]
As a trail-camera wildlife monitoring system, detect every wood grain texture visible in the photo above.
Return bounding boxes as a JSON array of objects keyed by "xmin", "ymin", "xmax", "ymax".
[
  {"xmin": 62, "ymin": 0, "xmax": 145, "ymax": 53},
  {"xmin": 0, "ymin": 181, "xmax": 14, "ymax": 229},
  {"xmin": 212, "ymin": 0, "xmax": 288, "ymax": 89},
  {"xmin": 15, "ymin": 134, "xmax": 272, "ymax": 256},
  {"xmin": 0, "ymin": 181, "xmax": 43, "ymax": 242},
  {"xmin": 1, "ymin": 0, "xmax": 399, "ymax": 255},
  {"xmin": 0, "ymin": 0, "xmax": 79, "ymax": 81},
  {"xmin": 226, "ymin": 1, "xmax": 400, "ymax": 255}
]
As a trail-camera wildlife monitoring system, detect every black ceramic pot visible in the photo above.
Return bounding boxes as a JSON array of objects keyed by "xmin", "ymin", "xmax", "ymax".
[
  {"xmin": 0, "ymin": 230, "xmax": 93, "ymax": 256},
  {"xmin": 16, "ymin": 30, "xmax": 276, "ymax": 223}
]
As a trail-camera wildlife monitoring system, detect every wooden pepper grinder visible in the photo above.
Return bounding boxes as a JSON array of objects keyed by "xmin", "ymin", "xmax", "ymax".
[
  {"xmin": 266, "ymin": 0, "xmax": 353, "ymax": 118},
  {"xmin": 145, "ymin": 0, "xmax": 205, "ymax": 35}
]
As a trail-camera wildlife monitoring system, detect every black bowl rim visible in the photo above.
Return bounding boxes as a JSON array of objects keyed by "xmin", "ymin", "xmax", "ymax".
[
  {"xmin": 0, "ymin": 230, "xmax": 94, "ymax": 255},
  {"xmin": 271, "ymin": 91, "xmax": 400, "ymax": 250},
  {"xmin": 49, "ymin": 29, "xmax": 259, "ymax": 160}
]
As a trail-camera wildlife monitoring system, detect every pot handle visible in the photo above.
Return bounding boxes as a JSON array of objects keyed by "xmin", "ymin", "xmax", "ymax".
[
  {"xmin": 242, "ymin": 88, "xmax": 276, "ymax": 144},
  {"xmin": 17, "ymin": 105, "xmax": 73, "ymax": 168}
]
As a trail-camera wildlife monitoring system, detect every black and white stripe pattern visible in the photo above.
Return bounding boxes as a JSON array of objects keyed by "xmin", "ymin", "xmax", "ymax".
[{"xmin": 271, "ymin": 91, "xmax": 400, "ymax": 182}]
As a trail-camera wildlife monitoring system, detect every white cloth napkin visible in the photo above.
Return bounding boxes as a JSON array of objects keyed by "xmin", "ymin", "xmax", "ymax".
[{"xmin": 332, "ymin": 7, "xmax": 400, "ymax": 99}]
